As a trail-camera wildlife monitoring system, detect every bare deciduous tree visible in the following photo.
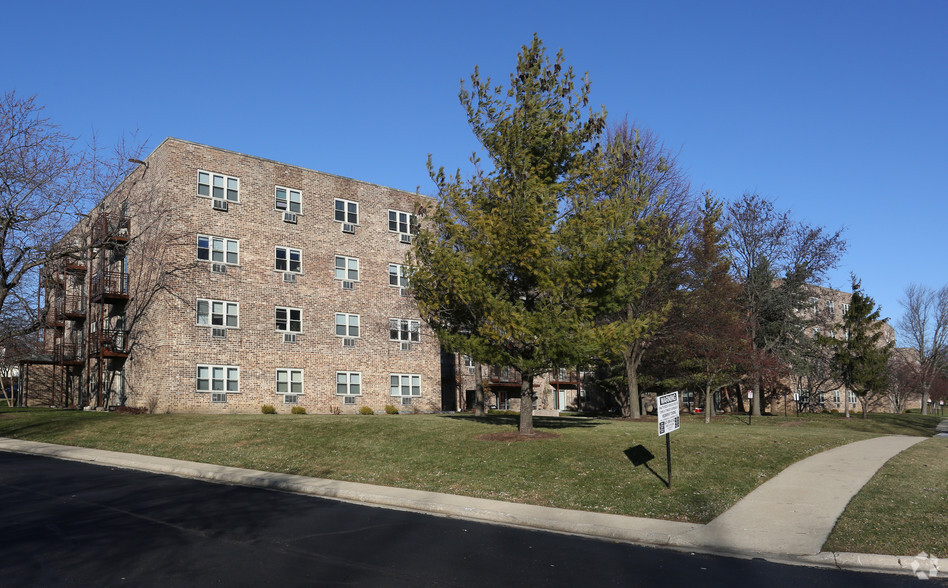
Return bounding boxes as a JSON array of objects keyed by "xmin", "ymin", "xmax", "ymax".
[
  {"xmin": 727, "ymin": 193, "xmax": 846, "ymax": 416},
  {"xmin": 0, "ymin": 92, "xmax": 141, "ymax": 346},
  {"xmin": 897, "ymin": 284, "xmax": 948, "ymax": 415}
]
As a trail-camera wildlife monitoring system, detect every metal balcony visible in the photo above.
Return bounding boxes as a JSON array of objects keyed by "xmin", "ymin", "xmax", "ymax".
[
  {"xmin": 90, "ymin": 329, "xmax": 128, "ymax": 358},
  {"xmin": 90, "ymin": 212, "xmax": 130, "ymax": 247},
  {"xmin": 489, "ymin": 367, "xmax": 522, "ymax": 386},
  {"xmin": 91, "ymin": 271, "xmax": 129, "ymax": 303}
]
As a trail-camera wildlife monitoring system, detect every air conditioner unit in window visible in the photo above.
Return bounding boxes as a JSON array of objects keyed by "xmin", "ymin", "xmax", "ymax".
[
  {"xmin": 283, "ymin": 272, "xmax": 296, "ymax": 283},
  {"xmin": 342, "ymin": 280, "xmax": 354, "ymax": 290},
  {"xmin": 211, "ymin": 328, "xmax": 226, "ymax": 339},
  {"xmin": 211, "ymin": 392, "xmax": 227, "ymax": 403},
  {"xmin": 283, "ymin": 212, "xmax": 298, "ymax": 224},
  {"xmin": 212, "ymin": 199, "xmax": 228, "ymax": 212},
  {"xmin": 342, "ymin": 338, "xmax": 355, "ymax": 348},
  {"xmin": 283, "ymin": 333, "xmax": 297, "ymax": 343},
  {"xmin": 399, "ymin": 288, "xmax": 409, "ymax": 297},
  {"xmin": 401, "ymin": 397, "xmax": 412, "ymax": 406},
  {"xmin": 284, "ymin": 394, "xmax": 298, "ymax": 405},
  {"xmin": 211, "ymin": 263, "xmax": 227, "ymax": 274},
  {"xmin": 343, "ymin": 396, "xmax": 356, "ymax": 405},
  {"xmin": 342, "ymin": 223, "xmax": 355, "ymax": 234},
  {"xmin": 399, "ymin": 233, "xmax": 412, "ymax": 244},
  {"xmin": 400, "ymin": 342, "xmax": 412, "ymax": 351}
]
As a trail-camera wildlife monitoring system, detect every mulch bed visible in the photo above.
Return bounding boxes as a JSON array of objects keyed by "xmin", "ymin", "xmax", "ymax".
[{"xmin": 476, "ymin": 431, "xmax": 561, "ymax": 442}]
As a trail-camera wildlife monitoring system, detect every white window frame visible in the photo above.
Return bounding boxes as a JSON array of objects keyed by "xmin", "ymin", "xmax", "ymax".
[
  {"xmin": 390, "ymin": 373, "xmax": 421, "ymax": 397},
  {"xmin": 389, "ymin": 318, "xmax": 420, "ymax": 342},
  {"xmin": 841, "ymin": 303, "xmax": 850, "ymax": 314},
  {"xmin": 197, "ymin": 171, "xmax": 239, "ymax": 202},
  {"xmin": 275, "ymin": 247, "xmax": 302, "ymax": 273},
  {"xmin": 848, "ymin": 391, "xmax": 858, "ymax": 405},
  {"xmin": 833, "ymin": 390, "xmax": 840, "ymax": 404},
  {"xmin": 276, "ymin": 307, "xmax": 302, "ymax": 333},
  {"xmin": 388, "ymin": 263, "xmax": 408, "ymax": 288},
  {"xmin": 197, "ymin": 235, "xmax": 239, "ymax": 265},
  {"xmin": 388, "ymin": 209, "xmax": 416, "ymax": 236},
  {"xmin": 197, "ymin": 299, "xmax": 239, "ymax": 328},
  {"xmin": 334, "ymin": 256, "xmax": 360, "ymax": 281},
  {"xmin": 196, "ymin": 364, "xmax": 240, "ymax": 394},
  {"xmin": 276, "ymin": 368, "xmax": 303, "ymax": 398},
  {"xmin": 335, "ymin": 313, "xmax": 360, "ymax": 338},
  {"xmin": 336, "ymin": 371, "xmax": 361, "ymax": 396},
  {"xmin": 275, "ymin": 186, "xmax": 302, "ymax": 214},
  {"xmin": 334, "ymin": 198, "xmax": 359, "ymax": 225}
]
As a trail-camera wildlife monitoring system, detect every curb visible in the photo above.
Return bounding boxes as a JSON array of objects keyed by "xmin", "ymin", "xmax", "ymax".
[{"xmin": 0, "ymin": 437, "xmax": 937, "ymax": 579}]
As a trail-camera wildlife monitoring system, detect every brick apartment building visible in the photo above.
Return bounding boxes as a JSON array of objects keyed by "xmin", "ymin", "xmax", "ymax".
[{"xmin": 25, "ymin": 138, "xmax": 443, "ymax": 414}]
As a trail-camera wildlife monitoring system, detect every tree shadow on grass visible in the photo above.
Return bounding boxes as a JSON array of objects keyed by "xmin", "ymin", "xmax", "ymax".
[{"xmin": 437, "ymin": 413, "xmax": 605, "ymax": 430}]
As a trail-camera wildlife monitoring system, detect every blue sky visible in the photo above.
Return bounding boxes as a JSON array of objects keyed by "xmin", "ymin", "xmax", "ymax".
[{"xmin": 7, "ymin": 1, "xmax": 946, "ymax": 344}]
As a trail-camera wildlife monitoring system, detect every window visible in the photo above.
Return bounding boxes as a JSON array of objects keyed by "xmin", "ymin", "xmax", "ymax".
[
  {"xmin": 826, "ymin": 300, "xmax": 834, "ymax": 315},
  {"xmin": 848, "ymin": 391, "xmax": 857, "ymax": 405},
  {"xmin": 813, "ymin": 327, "xmax": 821, "ymax": 338},
  {"xmin": 197, "ymin": 236, "xmax": 239, "ymax": 265},
  {"xmin": 334, "ymin": 199, "xmax": 359, "ymax": 224},
  {"xmin": 275, "ymin": 247, "xmax": 302, "ymax": 273},
  {"xmin": 388, "ymin": 264, "xmax": 408, "ymax": 288},
  {"xmin": 275, "ymin": 187, "xmax": 302, "ymax": 213},
  {"xmin": 463, "ymin": 355, "xmax": 475, "ymax": 373},
  {"xmin": 276, "ymin": 369, "xmax": 303, "ymax": 398},
  {"xmin": 197, "ymin": 171, "xmax": 239, "ymax": 202},
  {"xmin": 197, "ymin": 299, "xmax": 239, "ymax": 328},
  {"xmin": 841, "ymin": 303, "xmax": 850, "ymax": 314},
  {"xmin": 388, "ymin": 210, "xmax": 416, "ymax": 236},
  {"xmin": 334, "ymin": 256, "xmax": 359, "ymax": 281},
  {"xmin": 833, "ymin": 390, "xmax": 840, "ymax": 404},
  {"xmin": 389, "ymin": 318, "xmax": 420, "ymax": 342},
  {"xmin": 336, "ymin": 371, "xmax": 361, "ymax": 396},
  {"xmin": 196, "ymin": 364, "xmax": 239, "ymax": 394},
  {"xmin": 276, "ymin": 307, "xmax": 302, "ymax": 333},
  {"xmin": 335, "ymin": 313, "xmax": 360, "ymax": 337},
  {"xmin": 390, "ymin": 373, "xmax": 421, "ymax": 397}
]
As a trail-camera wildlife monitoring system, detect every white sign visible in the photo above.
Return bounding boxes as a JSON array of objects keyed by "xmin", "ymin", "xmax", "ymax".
[
  {"xmin": 657, "ymin": 391, "xmax": 680, "ymax": 436},
  {"xmin": 747, "ymin": 391, "xmax": 754, "ymax": 399}
]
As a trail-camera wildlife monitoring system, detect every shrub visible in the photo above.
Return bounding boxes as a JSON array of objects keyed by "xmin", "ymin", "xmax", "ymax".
[
  {"xmin": 115, "ymin": 405, "xmax": 148, "ymax": 415},
  {"xmin": 384, "ymin": 404, "xmax": 399, "ymax": 414},
  {"xmin": 329, "ymin": 405, "xmax": 341, "ymax": 415},
  {"xmin": 831, "ymin": 409, "xmax": 840, "ymax": 414},
  {"xmin": 359, "ymin": 406, "xmax": 375, "ymax": 415},
  {"xmin": 488, "ymin": 409, "xmax": 520, "ymax": 416},
  {"xmin": 291, "ymin": 406, "xmax": 306, "ymax": 415},
  {"xmin": 261, "ymin": 405, "xmax": 276, "ymax": 414}
]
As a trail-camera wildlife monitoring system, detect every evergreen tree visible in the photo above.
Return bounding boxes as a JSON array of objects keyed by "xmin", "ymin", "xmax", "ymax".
[
  {"xmin": 824, "ymin": 277, "xmax": 893, "ymax": 418},
  {"xmin": 411, "ymin": 35, "xmax": 606, "ymax": 434}
]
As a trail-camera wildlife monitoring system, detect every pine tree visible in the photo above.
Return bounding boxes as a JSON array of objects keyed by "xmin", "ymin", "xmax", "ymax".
[
  {"xmin": 825, "ymin": 277, "xmax": 893, "ymax": 418},
  {"xmin": 411, "ymin": 35, "xmax": 606, "ymax": 434}
]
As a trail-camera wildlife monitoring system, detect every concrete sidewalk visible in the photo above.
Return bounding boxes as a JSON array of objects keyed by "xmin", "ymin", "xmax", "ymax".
[{"xmin": 0, "ymin": 433, "xmax": 940, "ymax": 578}]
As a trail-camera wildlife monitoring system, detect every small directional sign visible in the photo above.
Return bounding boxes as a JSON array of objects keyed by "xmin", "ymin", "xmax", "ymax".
[{"xmin": 657, "ymin": 391, "xmax": 680, "ymax": 436}]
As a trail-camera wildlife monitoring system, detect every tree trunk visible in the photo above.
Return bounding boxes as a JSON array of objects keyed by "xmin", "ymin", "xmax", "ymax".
[
  {"xmin": 518, "ymin": 375, "xmax": 534, "ymax": 435},
  {"xmin": 921, "ymin": 384, "xmax": 930, "ymax": 415},
  {"xmin": 473, "ymin": 362, "xmax": 486, "ymax": 417},
  {"xmin": 622, "ymin": 342, "xmax": 644, "ymax": 419},
  {"xmin": 705, "ymin": 384, "xmax": 712, "ymax": 424}
]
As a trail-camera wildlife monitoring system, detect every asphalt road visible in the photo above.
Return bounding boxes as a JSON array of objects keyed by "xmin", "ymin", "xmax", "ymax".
[{"xmin": 0, "ymin": 451, "xmax": 933, "ymax": 587}]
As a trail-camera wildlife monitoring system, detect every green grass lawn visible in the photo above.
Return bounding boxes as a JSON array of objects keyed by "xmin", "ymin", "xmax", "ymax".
[
  {"xmin": 823, "ymin": 435, "xmax": 947, "ymax": 557},
  {"xmin": 0, "ymin": 408, "xmax": 942, "ymax": 555}
]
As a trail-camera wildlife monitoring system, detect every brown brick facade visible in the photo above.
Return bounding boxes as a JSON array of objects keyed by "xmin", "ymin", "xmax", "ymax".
[{"xmin": 35, "ymin": 138, "xmax": 441, "ymax": 414}]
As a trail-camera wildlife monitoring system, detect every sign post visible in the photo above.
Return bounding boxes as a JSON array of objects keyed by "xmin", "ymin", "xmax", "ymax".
[
  {"xmin": 657, "ymin": 391, "xmax": 680, "ymax": 488},
  {"xmin": 747, "ymin": 391, "xmax": 754, "ymax": 426},
  {"xmin": 793, "ymin": 392, "xmax": 799, "ymax": 417}
]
